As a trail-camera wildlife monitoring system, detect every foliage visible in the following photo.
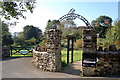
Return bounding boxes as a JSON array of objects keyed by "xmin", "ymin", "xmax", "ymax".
[
  {"xmin": 62, "ymin": 27, "xmax": 82, "ymax": 39},
  {"xmin": 0, "ymin": 1, "xmax": 36, "ymax": 21},
  {"xmin": 24, "ymin": 37, "xmax": 37, "ymax": 46},
  {"xmin": 106, "ymin": 20, "xmax": 120, "ymax": 41},
  {"xmin": 91, "ymin": 15, "xmax": 112, "ymax": 38},
  {"xmin": 38, "ymin": 40, "xmax": 47, "ymax": 47},
  {"xmin": 2, "ymin": 21, "xmax": 14, "ymax": 46},
  {"xmin": 61, "ymin": 39, "xmax": 67, "ymax": 49},
  {"xmin": 13, "ymin": 32, "xmax": 25, "ymax": 46},
  {"xmin": 97, "ymin": 20, "xmax": 120, "ymax": 49},
  {"xmin": 13, "ymin": 25, "xmax": 42, "ymax": 46},
  {"xmin": 74, "ymin": 39, "xmax": 83, "ymax": 49},
  {"xmin": 58, "ymin": 20, "xmax": 77, "ymax": 30},
  {"xmin": 97, "ymin": 38, "xmax": 109, "ymax": 48},
  {"xmin": 91, "ymin": 15, "xmax": 112, "ymax": 26},
  {"xmin": 58, "ymin": 20, "xmax": 82, "ymax": 39},
  {"xmin": 23, "ymin": 25, "xmax": 42, "ymax": 40},
  {"xmin": 94, "ymin": 25, "xmax": 109, "ymax": 38},
  {"xmin": 105, "ymin": 20, "xmax": 120, "ymax": 48},
  {"xmin": 45, "ymin": 20, "xmax": 59, "ymax": 30}
]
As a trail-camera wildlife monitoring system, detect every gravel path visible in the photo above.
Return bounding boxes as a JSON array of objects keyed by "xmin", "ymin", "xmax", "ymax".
[
  {"xmin": 2, "ymin": 57, "xmax": 80, "ymax": 78},
  {"xmin": 2, "ymin": 57, "xmax": 120, "ymax": 80}
]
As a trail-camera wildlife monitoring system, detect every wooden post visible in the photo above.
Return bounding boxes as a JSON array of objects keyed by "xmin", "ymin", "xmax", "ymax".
[
  {"xmin": 67, "ymin": 38, "xmax": 70, "ymax": 64},
  {"xmin": 71, "ymin": 39, "xmax": 74, "ymax": 63},
  {"xmin": 10, "ymin": 46, "xmax": 12, "ymax": 56},
  {"xmin": 66, "ymin": 35, "xmax": 75, "ymax": 64}
]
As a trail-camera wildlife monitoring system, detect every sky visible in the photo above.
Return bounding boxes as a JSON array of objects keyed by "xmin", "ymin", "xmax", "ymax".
[{"xmin": 8, "ymin": 0, "xmax": 119, "ymax": 34}]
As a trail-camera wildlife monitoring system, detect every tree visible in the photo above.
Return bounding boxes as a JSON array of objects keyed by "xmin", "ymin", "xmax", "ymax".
[
  {"xmin": 24, "ymin": 37, "xmax": 37, "ymax": 46},
  {"xmin": 45, "ymin": 20, "xmax": 59, "ymax": 30},
  {"xmin": 23, "ymin": 25, "xmax": 42, "ymax": 40},
  {"xmin": 0, "ymin": 1, "xmax": 36, "ymax": 20},
  {"xmin": 91, "ymin": 16, "xmax": 112, "ymax": 27},
  {"xmin": 58, "ymin": 20, "xmax": 77, "ymax": 30},
  {"xmin": 0, "ymin": 1, "xmax": 36, "ymax": 25},
  {"xmin": 12, "ymin": 25, "xmax": 42, "ymax": 46},
  {"xmin": 106, "ymin": 20, "xmax": 120, "ymax": 47},
  {"xmin": 13, "ymin": 32, "xmax": 24, "ymax": 46},
  {"xmin": 91, "ymin": 15, "xmax": 113, "ymax": 38},
  {"xmin": 2, "ymin": 21, "xmax": 14, "ymax": 46},
  {"xmin": 74, "ymin": 39, "xmax": 83, "ymax": 49},
  {"xmin": 57, "ymin": 20, "xmax": 82, "ymax": 39}
]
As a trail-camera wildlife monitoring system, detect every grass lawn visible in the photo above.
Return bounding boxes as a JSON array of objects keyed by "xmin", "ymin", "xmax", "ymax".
[
  {"xmin": 61, "ymin": 50, "xmax": 82, "ymax": 69},
  {"xmin": 11, "ymin": 54, "xmax": 33, "ymax": 57},
  {"xmin": 61, "ymin": 50, "xmax": 82, "ymax": 63}
]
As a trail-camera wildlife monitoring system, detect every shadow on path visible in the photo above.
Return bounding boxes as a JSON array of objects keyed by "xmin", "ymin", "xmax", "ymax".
[{"xmin": 61, "ymin": 61, "xmax": 82, "ymax": 76}]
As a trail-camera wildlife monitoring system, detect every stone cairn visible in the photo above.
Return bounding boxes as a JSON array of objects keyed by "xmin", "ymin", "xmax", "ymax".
[
  {"xmin": 32, "ymin": 29, "xmax": 62, "ymax": 72},
  {"xmin": 82, "ymin": 29, "xmax": 120, "ymax": 77}
]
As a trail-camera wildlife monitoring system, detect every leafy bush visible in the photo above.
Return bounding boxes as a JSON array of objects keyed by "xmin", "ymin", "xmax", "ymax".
[
  {"xmin": 74, "ymin": 39, "xmax": 83, "ymax": 49},
  {"xmin": 61, "ymin": 39, "xmax": 67, "ymax": 49},
  {"xmin": 24, "ymin": 37, "xmax": 37, "ymax": 46},
  {"xmin": 38, "ymin": 40, "xmax": 47, "ymax": 47}
]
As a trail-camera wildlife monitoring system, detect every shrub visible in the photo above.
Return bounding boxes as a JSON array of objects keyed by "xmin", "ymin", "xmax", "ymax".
[{"xmin": 74, "ymin": 39, "xmax": 83, "ymax": 49}]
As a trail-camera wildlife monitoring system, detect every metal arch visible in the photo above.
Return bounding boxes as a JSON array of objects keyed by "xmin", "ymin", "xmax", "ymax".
[{"xmin": 52, "ymin": 8, "xmax": 92, "ymax": 29}]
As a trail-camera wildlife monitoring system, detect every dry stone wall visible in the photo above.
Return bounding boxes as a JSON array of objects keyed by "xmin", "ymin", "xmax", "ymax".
[
  {"xmin": 32, "ymin": 29, "xmax": 62, "ymax": 72},
  {"xmin": 82, "ymin": 29, "xmax": 120, "ymax": 77},
  {"xmin": 83, "ymin": 51, "xmax": 120, "ymax": 76},
  {"xmin": 96, "ymin": 51, "xmax": 120, "ymax": 76}
]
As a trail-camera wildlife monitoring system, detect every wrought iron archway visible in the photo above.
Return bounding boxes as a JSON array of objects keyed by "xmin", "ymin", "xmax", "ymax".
[{"xmin": 52, "ymin": 8, "xmax": 93, "ymax": 29}]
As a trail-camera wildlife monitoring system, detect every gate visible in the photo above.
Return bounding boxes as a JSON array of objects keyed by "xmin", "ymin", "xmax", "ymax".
[{"xmin": 11, "ymin": 46, "xmax": 33, "ymax": 57}]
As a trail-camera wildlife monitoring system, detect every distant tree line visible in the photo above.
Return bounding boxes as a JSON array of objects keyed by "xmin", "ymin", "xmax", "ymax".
[
  {"xmin": 13, "ymin": 25, "xmax": 43, "ymax": 46},
  {"xmin": 2, "ymin": 23, "xmax": 43, "ymax": 47}
]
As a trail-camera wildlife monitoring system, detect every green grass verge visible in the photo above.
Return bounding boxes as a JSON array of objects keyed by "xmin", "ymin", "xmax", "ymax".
[
  {"xmin": 61, "ymin": 50, "xmax": 82, "ymax": 63},
  {"xmin": 61, "ymin": 50, "xmax": 82, "ymax": 69},
  {"xmin": 11, "ymin": 54, "xmax": 33, "ymax": 57}
]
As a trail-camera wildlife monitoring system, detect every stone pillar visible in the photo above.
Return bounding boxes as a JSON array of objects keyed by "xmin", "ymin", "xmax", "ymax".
[
  {"xmin": 46, "ymin": 29, "xmax": 62, "ymax": 71},
  {"xmin": 2, "ymin": 46, "xmax": 11, "ymax": 58},
  {"xmin": 82, "ymin": 29, "xmax": 97, "ymax": 76}
]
